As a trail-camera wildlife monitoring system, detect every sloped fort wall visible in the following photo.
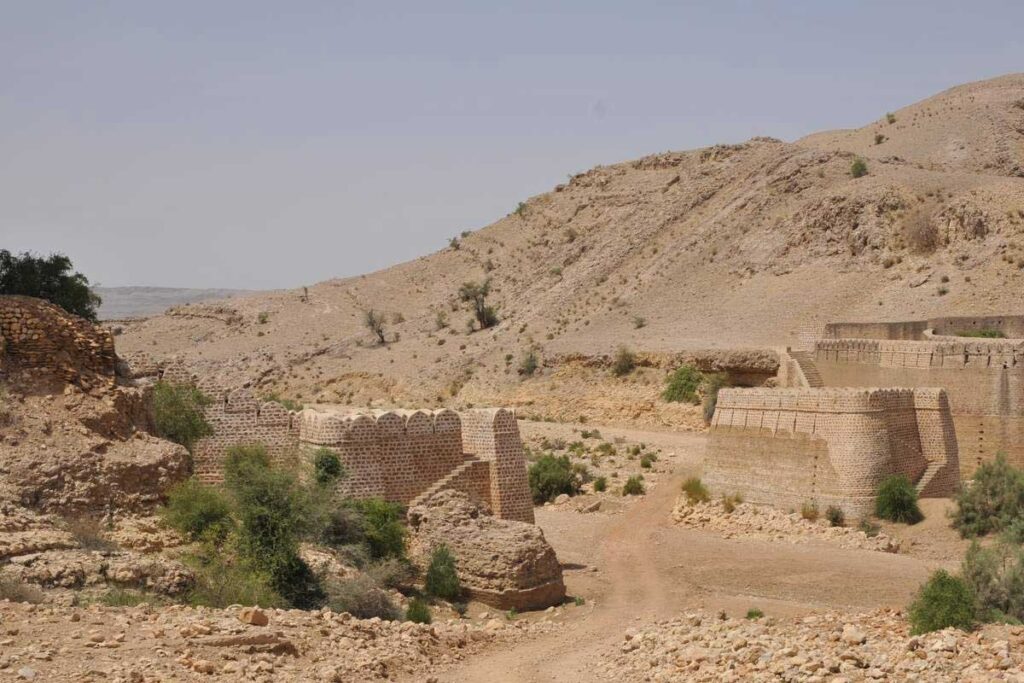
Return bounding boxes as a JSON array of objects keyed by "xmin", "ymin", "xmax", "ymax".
[
  {"xmin": 159, "ymin": 364, "xmax": 534, "ymax": 523},
  {"xmin": 815, "ymin": 338, "xmax": 1024, "ymax": 477},
  {"xmin": 705, "ymin": 387, "xmax": 960, "ymax": 518}
]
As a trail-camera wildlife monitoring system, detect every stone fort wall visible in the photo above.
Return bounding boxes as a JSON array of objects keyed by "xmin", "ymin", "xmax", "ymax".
[
  {"xmin": 705, "ymin": 387, "xmax": 960, "ymax": 518},
  {"xmin": 158, "ymin": 364, "xmax": 534, "ymax": 523},
  {"xmin": 0, "ymin": 295, "xmax": 116, "ymax": 387},
  {"xmin": 815, "ymin": 338, "xmax": 1024, "ymax": 478}
]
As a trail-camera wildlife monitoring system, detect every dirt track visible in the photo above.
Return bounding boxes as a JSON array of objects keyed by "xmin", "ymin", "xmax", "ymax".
[{"xmin": 436, "ymin": 426, "xmax": 944, "ymax": 683}]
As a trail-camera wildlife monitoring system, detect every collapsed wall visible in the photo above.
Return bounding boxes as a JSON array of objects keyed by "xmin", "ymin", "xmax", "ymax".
[
  {"xmin": 160, "ymin": 364, "xmax": 534, "ymax": 523},
  {"xmin": 815, "ymin": 337, "xmax": 1024, "ymax": 477},
  {"xmin": 705, "ymin": 387, "xmax": 960, "ymax": 517},
  {"xmin": 0, "ymin": 295, "xmax": 116, "ymax": 387}
]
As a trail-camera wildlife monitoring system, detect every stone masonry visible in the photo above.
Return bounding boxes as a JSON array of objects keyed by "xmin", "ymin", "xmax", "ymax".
[
  {"xmin": 160, "ymin": 364, "xmax": 535, "ymax": 523},
  {"xmin": 705, "ymin": 387, "xmax": 960, "ymax": 518}
]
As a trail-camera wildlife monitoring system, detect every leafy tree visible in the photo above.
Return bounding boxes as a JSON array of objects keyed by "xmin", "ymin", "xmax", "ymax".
[
  {"xmin": 908, "ymin": 570, "xmax": 976, "ymax": 635},
  {"xmin": 459, "ymin": 280, "xmax": 499, "ymax": 330},
  {"xmin": 424, "ymin": 544, "xmax": 461, "ymax": 600},
  {"xmin": 0, "ymin": 250, "xmax": 101, "ymax": 321},
  {"xmin": 151, "ymin": 381, "xmax": 213, "ymax": 453},
  {"xmin": 952, "ymin": 454, "xmax": 1024, "ymax": 538},
  {"xmin": 349, "ymin": 498, "xmax": 407, "ymax": 560}
]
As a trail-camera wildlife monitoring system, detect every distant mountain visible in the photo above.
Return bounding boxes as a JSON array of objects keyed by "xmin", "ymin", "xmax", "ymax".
[{"xmin": 94, "ymin": 286, "xmax": 252, "ymax": 320}]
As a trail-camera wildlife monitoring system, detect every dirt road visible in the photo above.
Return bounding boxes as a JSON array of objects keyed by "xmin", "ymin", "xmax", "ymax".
[{"xmin": 438, "ymin": 426, "xmax": 941, "ymax": 683}]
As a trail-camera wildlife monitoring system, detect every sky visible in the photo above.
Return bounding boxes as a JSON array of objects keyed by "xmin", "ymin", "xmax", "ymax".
[{"xmin": 2, "ymin": 1, "xmax": 1022, "ymax": 290}]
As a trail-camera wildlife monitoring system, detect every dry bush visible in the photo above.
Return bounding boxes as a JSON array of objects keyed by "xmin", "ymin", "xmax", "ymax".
[
  {"xmin": 65, "ymin": 517, "xmax": 117, "ymax": 552},
  {"xmin": 0, "ymin": 571, "xmax": 44, "ymax": 604},
  {"xmin": 902, "ymin": 206, "xmax": 940, "ymax": 254}
]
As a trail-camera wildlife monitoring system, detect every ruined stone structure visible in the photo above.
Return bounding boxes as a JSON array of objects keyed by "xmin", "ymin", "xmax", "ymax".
[
  {"xmin": 813, "ymin": 317, "xmax": 1024, "ymax": 478},
  {"xmin": 705, "ymin": 387, "xmax": 960, "ymax": 517},
  {"xmin": 160, "ymin": 364, "xmax": 534, "ymax": 523},
  {"xmin": 0, "ymin": 295, "xmax": 115, "ymax": 387}
]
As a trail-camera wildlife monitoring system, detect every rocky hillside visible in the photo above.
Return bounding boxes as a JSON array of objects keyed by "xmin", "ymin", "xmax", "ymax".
[{"xmin": 117, "ymin": 74, "xmax": 1024, "ymax": 411}]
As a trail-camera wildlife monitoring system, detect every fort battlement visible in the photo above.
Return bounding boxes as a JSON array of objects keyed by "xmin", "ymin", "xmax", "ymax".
[
  {"xmin": 158, "ymin": 363, "xmax": 534, "ymax": 523},
  {"xmin": 706, "ymin": 387, "xmax": 959, "ymax": 517}
]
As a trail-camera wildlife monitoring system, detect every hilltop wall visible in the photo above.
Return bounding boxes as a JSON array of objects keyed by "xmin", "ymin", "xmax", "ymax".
[
  {"xmin": 815, "ymin": 339, "xmax": 1024, "ymax": 477},
  {"xmin": 158, "ymin": 364, "xmax": 533, "ymax": 521},
  {"xmin": 0, "ymin": 295, "xmax": 116, "ymax": 387},
  {"xmin": 705, "ymin": 387, "xmax": 959, "ymax": 517},
  {"xmin": 824, "ymin": 316, "xmax": 1024, "ymax": 341}
]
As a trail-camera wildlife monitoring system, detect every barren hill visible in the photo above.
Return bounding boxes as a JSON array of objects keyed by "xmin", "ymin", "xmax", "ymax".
[{"xmin": 117, "ymin": 74, "xmax": 1024, "ymax": 416}]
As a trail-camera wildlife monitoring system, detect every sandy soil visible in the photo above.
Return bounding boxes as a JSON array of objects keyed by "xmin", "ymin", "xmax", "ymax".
[{"xmin": 431, "ymin": 423, "xmax": 958, "ymax": 683}]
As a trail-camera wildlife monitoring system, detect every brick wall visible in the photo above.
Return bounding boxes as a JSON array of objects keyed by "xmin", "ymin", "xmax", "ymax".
[
  {"xmin": 160, "ymin": 364, "xmax": 533, "ymax": 522},
  {"xmin": 815, "ymin": 339, "xmax": 1024, "ymax": 478},
  {"xmin": 705, "ymin": 387, "xmax": 960, "ymax": 517},
  {"xmin": 0, "ymin": 295, "xmax": 115, "ymax": 387}
]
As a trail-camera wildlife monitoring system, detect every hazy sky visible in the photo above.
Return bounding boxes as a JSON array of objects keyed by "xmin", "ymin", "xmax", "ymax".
[{"xmin": 2, "ymin": 1, "xmax": 1022, "ymax": 289}]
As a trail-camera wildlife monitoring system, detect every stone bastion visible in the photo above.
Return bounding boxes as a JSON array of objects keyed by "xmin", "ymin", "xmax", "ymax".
[{"xmin": 705, "ymin": 387, "xmax": 960, "ymax": 518}]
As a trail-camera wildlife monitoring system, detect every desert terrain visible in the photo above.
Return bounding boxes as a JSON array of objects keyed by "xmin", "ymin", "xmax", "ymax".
[{"xmin": 3, "ymin": 74, "xmax": 1024, "ymax": 682}]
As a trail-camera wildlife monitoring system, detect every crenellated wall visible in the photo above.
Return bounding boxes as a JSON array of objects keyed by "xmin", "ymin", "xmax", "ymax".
[
  {"xmin": 815, "ymin": 337, "xmax": 1024, "ymax": 477},
  {"xmin": 157, "ymin": 363, "xmax": 534, "ymax": 522},
  {"xmin": 705, "ymin": 387, "xmax": 960, "ymax": 517}
]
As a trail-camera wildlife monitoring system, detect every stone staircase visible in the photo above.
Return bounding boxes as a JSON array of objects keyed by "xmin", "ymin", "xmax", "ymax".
[
  {"xmin": 790, "ymin": 350, "xmax": 825, "ymax": 388},
  {"xmin": 408, "ymin": 456, "xmax": 484, "ymax": 509}
]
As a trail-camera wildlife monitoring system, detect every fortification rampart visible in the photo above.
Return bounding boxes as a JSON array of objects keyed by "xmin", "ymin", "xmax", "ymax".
[
  {"xmin": 824, "ymin": 316, "xmax": 1024, "ymax": 342},
  {"xmin": 0, "ymin": 295, "xmax": 116, "ymax": 387},
  {"xmin": 158, "ymin": 364, "xmax": 534, "ymax": 522},
  {"xmin": 815, "ymin": 338, "xmax": 1024, "ymax": 477},
  {"xmin": 705, "ymin": 387, "xmax": 959, "ymax": 517}
]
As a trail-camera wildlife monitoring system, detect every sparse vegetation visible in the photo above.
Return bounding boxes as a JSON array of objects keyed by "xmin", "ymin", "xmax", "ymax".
[
  {"xmin": 825, "ymin": 505, "xmax": 845, "ymax": 527},
  {"xmin": 151, "ymin": 381, "xmax": 213, "ymax": 453},
  {"xmin": 902, "ymin": 206, "xmax": 939, "ymax": 253},
  {"xmin": 800, "ymin": 501, "xmax": 820, "ymax": 522},
  {"xmin": 459, "ymin": 280, "xmax": 499, "ymax": 330},
  {"xmin": 406, "ymin": 597, "xmax": 432, "ymax": 624},
  {"xmin": 886, "ymin": 112, "xmax": 897, "ymax": 124},
  {"xmin": 662, "ymin": 365, "xmax": 703, "ymax": 404},
  {"xmin": 746, "ymin": 608, "xmax": 764, "ymax": 620},
  {"xmin": 364, "ymin": 309, "xmax": 387, "ymax": 345},
  {"xmin": 632, "ymin": 315, "xmax": 647, "ymax": 329},
  {"xmin": 593, "ymin": 476, "xmax": 607, "ymax": 492},
  {"xmin": 0, "ymin": 249, "xmax": 102, "ymax": 321},
  {"xmin": 874, "ymin": 474, "xmax": 923, "ymax": 524},
  {"xmin": 874, "ymin": 133, "xmax": 886, "ymax": 145},
  {"xmin": 956, "ymin": 329, "xmax": 1006, "ymax": 338},
  {"xmin": 622, "ymin": 475, "xmax": 645, "ymax": 496},
  {"xmin": 264, "ymin": 393, "xmax": 303, "ymax": 411},
  {"xmin": 0, "ymin": 570, "xmax": 44, "ymax": 604},
  {"xmin": 313, "ymin": 448, "xmax": 345, "ymax": 486},
  {"xmin": 721, "ymin": 493, "xmax": 743, "ymax": 513},
  {"xmin": 161, "ymin": 479, "xmax": 235, "ymax": 543},
  {"xmin": 850, "ymin": 158, "xmax": 868, "ymax": 178},
  {"xmin": 528, "ymin": 454, "xmax": 583, "ymax": 503},
  {"xmin": 424, "ymin": 544, "xmax": 461, "ymax": 601},
  {"xmin": 952, "ymin": 454, "xmax": 1024, "ymax": 539},
  {"xmin": 702, "ymin": 374, "xmax": 727, "ymax": 425},
  {"xmin": 858, "ymin": 518, "xmax": 881, "ymax": 538},
  {"xmin": 257, "ymin": 311, "xmax": 269, "ymax": 324},
  {"xmin": 612, "ymin": 346, "xmax": 636, "ymax": 377},
  {"xmin": 519, "ymin": 349, "xmax": 539, "ymax": 377},
  {"xmin": 908, "ymin": 569, "xmax": 976, "ymax": 635},
  {"xmin": 681, "ymin": 477, "xmax": 710, "ymax": 505}
]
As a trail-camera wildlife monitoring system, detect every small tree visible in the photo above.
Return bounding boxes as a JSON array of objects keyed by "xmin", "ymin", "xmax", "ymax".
[
  {"xmin": 0, "ymin": 250, "xmax": 102, "ymax": 321},
  {"xmin": 364, "ymin": 309, "xmax": 387, "ymax": 345},
  {"xmin": 459, "ymin": 280, "xmax": 499, "ymax": 330},
  {"xmin": 151, "ymin": 381, "xmax": 213, "ymax": 452},
  {"xmin": 161, "ymin": 479, "xmax": 234, "ymax": 543},
  {"xmin": 875, "ymin": 474, "xmax": 923, "ymax": 524},
  {"xmin": 424, "ymin": 544, "xmax": 461, "ymax": 601},
  {"xmin": 952, "ymin": 454, "xmax": 1024, "ymax": 538}
]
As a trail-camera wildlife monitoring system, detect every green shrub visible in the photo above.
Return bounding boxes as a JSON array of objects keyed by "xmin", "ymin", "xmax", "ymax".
[
  {"xmin": 425, "ymin": 544, "xmax": 461, "ymax": 601},
  {"xmin": 662, "ymin": 365, "xmax": 703, "ymax": 404},
  {"xmin": 365, "ymin": 558, "xmax": 415, "ymax": 590},
  {"xmin": 519, "ymin": 350, "xmax": 539, "ymax": 377},
  {"xmin": 528, "ymin": 454, "xmax": 582, "ymax": 504},
  {"xmin": 825, "ymin": 505, "xmax": 845, "ymax": 527},
  {"xmin": 223, "ymin": 444, "xmax": 325, "ymax": 608},
  {"xmin": 800, "ymin": 501, "xmax": 820, "ymax": 522},
  {"xmin": 850, "ymin": 158, "xmax": 869, "ymax": 178},
  {"xmin": 702, "ymin": 374, "xmax": 726, "ymax": 425},
  {"xmin": 681, "ymin": 477, "xmax": 710, "ymax": 505},
  {"xmin": 326, "ymin": 574, "xmax": 400, "ymax": 620},
  {"xmin": 612, "ymin": 346, "xmax": 636, "ymax": 377},
  {"xmin": 0, "ymin": 250, "xmax": 101, "ymax": 321},
  {"xmin": 962, "ymin": 541, "xmax": 1024, "ymax": 623},
  {"xmin": 639, "ymin": 454, "xmax": 654, "ymax": 469},
  {"xmin": 406, "ymin": 597, "xmax": 432, "ymax": 624},
  {"xmin": 858, "ymin": 518, "xmax": 881, "ymax": 537},
  {"xmin": 875, "ymin": 474, "xmax": 923, "ymax": 524},
  {"xmin": 956, "ymin": 329, "xmax": 1006, "ymax": 338},
  {"xmin": 96, "ymin": 588, "xmax": 153, "ymax": 607},
  {"xmin": 746, "ymin": 608, "xmax": 764, "ymax": 620},
  {"xmin": 459, "ymin": 280, "xmax": 499, "ymax": 330},
  {"xmin": 593, "ymin": 477, "xmax": 607, "ymax": 493},
  {"xmin": 264, "ymin": 393, "xmax": 303, "ymax": 411},
  {"xmin": 151, "ymin": 381, "xmax": 212, "ymax": 452},
  {"xmin": 908, "ymin": 570, "xmax": 976, "ymax": 635},
  {"xmin": 161, "ymin": 479, "xmax": 234, "ymax": 543},
  {"xmin": 622, "ymin": 475, "xmax": 645, "ymax": 496},
  {"xmin": 952, "ymin": 454, "xmax": 1024, "ymax": 538},
  {"xmin": 313, "ymin": 448, "xmax": 345, "ymax": 486},
  {"xmin": 349, "ymin": 498, "xmax": 407, "ymax": 560},
  {"xmin": 184, "ymin": 544, "xmax": 285, "ymax": 609}
]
